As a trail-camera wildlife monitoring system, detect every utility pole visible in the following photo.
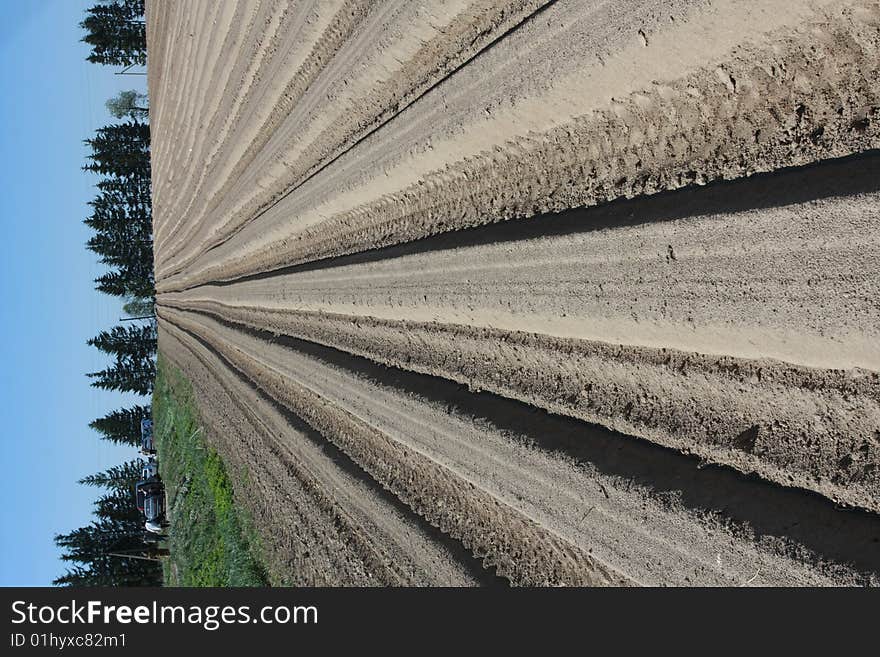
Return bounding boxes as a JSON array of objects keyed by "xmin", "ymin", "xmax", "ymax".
[
  {"xmin": 119, "ymin": 315, "xmax": 156, "ymax": 322},
  {"xmin": 106, "ymin": 551, "xmax": 165, "ymax": 562},
  {"xmin": 115, "ymin": 64, "xmax": 146, "ymax": 76}
]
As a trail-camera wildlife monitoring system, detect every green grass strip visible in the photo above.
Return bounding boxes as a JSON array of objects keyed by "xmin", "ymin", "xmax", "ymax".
[{"xmin": 153, "ymin": 355, "xmax": 269, "ymax": 587}]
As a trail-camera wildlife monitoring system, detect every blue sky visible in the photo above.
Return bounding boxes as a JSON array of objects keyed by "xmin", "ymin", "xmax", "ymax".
[{"xmin": 0, "ymin": 0, "xmax": 150, "ymax": 586}]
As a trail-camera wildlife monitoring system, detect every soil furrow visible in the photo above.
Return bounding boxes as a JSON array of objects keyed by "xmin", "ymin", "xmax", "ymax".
[
  {"xmin": 155, "ymin": 0, "xmax": 552, "ymax": 273},
  {"xmin": 156, "ymin": 0, "xmax": 880, "ymax": 291},
  {"xmin": 159, "ymin": 308, "xmax": 634, "ymax": 586},
  {"xmin": 160, "ymin": 297, "xmax": 880, "ymax": 515},
  {"xmin": 146, "ymin": 0, "xmax": 880, "ymax": 586},
  {"xmin": 160, "ymin": 321, "xmax": 490, "ymax": 585},
  {"xmin": 160, "ymin": 306, "xmax": 880, "ymax": 585},
  {"xmin": 162, "ymin": 152, "xmax": 880, "ymax": 371}
]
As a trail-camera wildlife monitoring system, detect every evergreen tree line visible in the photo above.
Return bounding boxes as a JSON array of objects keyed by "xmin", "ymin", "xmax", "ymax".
[
  {"xmin": 82, "ymin": 117, "xmax": 155, "ymax": 397},
  {"xmin": 55, "ymin": 0, "xmax": 161, "ymax": 587}
]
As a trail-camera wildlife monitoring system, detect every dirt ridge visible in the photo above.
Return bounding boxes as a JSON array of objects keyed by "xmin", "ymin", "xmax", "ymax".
[
  {"xmin": 147, "ymin": 0, "xmax": 880, "ymax": 585},
  {"xmin": 161, "ymin": 308, "xmax": 880, "ymax": 585},
  {"xmin": 157, "ymin": 0, "xmax": 880, "ymax": 291}
]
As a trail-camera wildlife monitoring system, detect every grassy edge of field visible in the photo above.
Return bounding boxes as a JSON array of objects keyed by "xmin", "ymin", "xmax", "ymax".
[{"xmin": 153, "ymin": 353, "xmax": 270, "ymax": 586}]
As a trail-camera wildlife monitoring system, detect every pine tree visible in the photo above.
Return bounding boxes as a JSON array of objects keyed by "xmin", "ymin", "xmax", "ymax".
[
  {"xmin": 94, "ymin": 270, "xmax": 129, "ymax": 297},
  {"xmin": 84, "ymin": 180, "xmax": 153, "ymax": 279},
  {"xmin": 80, "ymin": 1, "xmax": 147, "ymax": 67},
  {"xmin": 95, "ymin": 174, "xmax": 152, "ymax": 210},
  {"xmin": 86, "ymin": 185, "xmax": 152, "ymax": 232},
  {"xmin": 89, "ymin": 405, "xmax": 151, "ymax": 445},
  {"xmin": 83, "ymin": 121, "xmax": 150, "ymax": 179},
  {"xmin": 54, "ymin": 519, "xmax": 162, "ymax": 587},
  {"xmin": 55, "ymin": 479, "xmax": 163, "ymax": 587},
  {"xmin": 87, "ymin": 357, "xmax": 156, "ymax": 396},
  {"xmin": 86, "ymin": 234, "xmax": 152, "ymax": 271},
  {"xmin": 94, "ymin": 268, "xmax": 154, "ymax": 299},
  {"xmin": 79, "ymin": 460, "xmax": 145, "ymax": 489},
  {"xmin": 95, "ymin": 488, "xmax": 143, "ymax": 523},
  {"xmin": 87, "ymin": 324, "xmax": 157, "ymax": 361}
]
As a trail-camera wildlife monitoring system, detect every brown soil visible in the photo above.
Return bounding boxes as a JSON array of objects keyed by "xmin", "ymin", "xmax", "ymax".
[{"xmin": 147, "ymin": 0, "xmax": 880, "ymax": 585}]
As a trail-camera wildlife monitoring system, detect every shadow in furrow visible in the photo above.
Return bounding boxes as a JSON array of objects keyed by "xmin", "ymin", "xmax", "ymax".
[{"xmin": 201, "ymin": 149, "xmax": 880, "ymax": 288}]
